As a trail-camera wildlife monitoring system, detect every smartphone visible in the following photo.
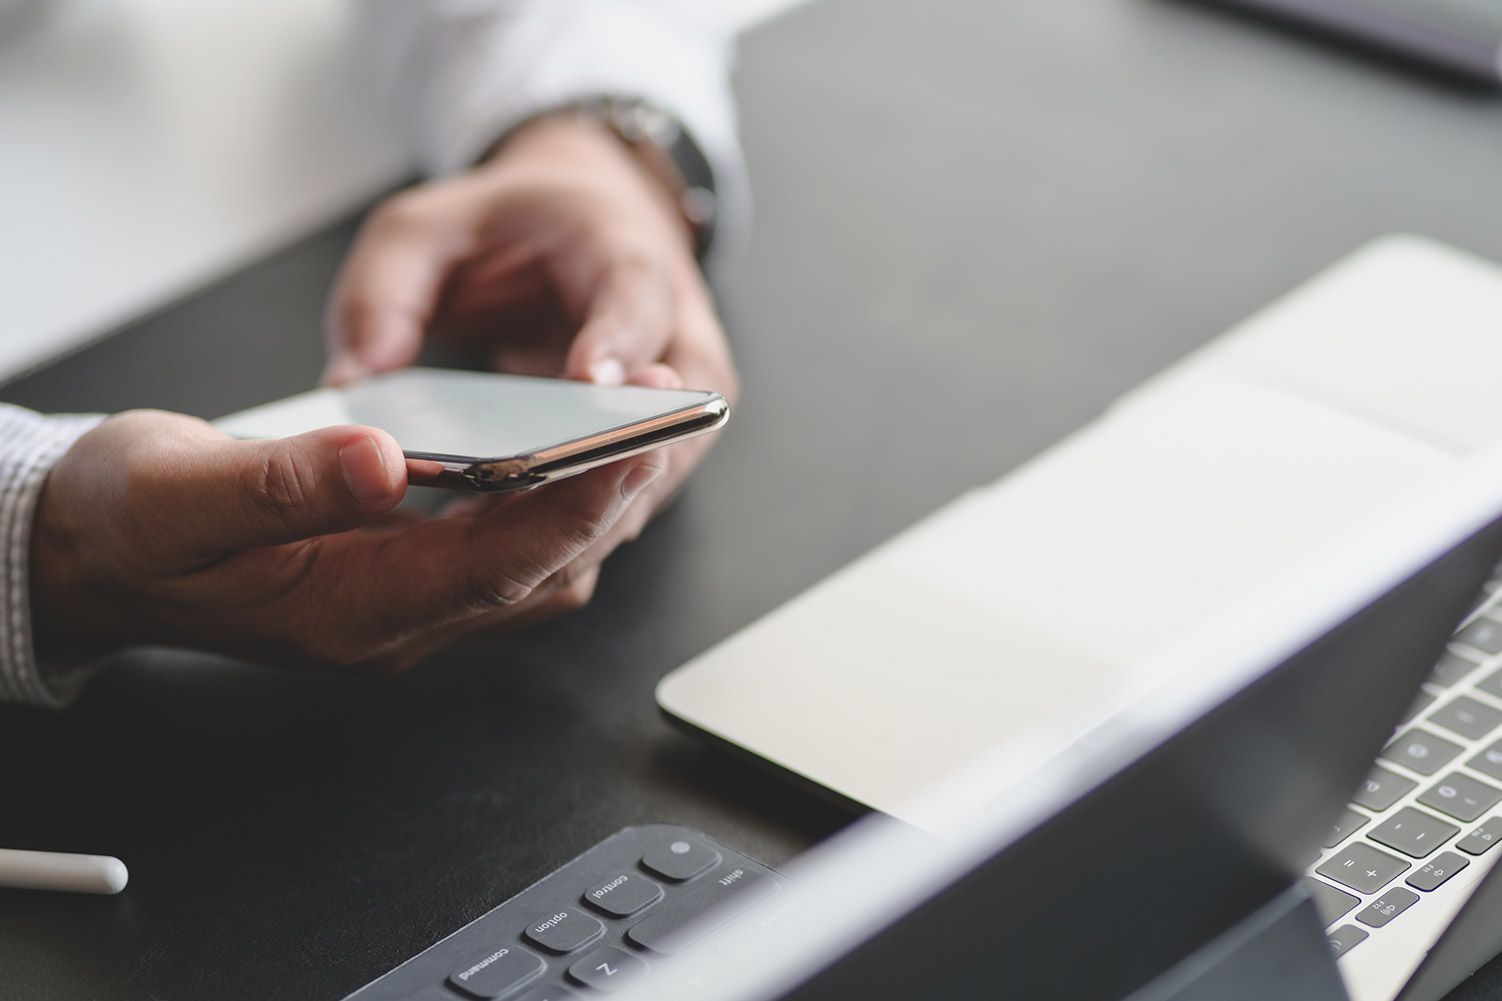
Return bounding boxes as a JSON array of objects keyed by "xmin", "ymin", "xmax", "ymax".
[{"xmin": 214, "ymin": 367, "xmax": 730, "ymax": 491}]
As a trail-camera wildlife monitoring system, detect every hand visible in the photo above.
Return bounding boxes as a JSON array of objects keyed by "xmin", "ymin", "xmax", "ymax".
[
  {"xmin": 324, "ymin": 114, "xmax": 738, "ymax": 531},
  {"xmin": 29, "ymin": 411, "xmax": 663, "ymax": 674}
]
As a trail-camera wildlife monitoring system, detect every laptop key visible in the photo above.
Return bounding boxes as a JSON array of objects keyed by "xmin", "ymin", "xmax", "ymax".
[
  {"xmin": 1328, "ymin": 925, "xmax": 1369, "ymax": 959},
  {"xmin": 1457, "ymin": 618, "xmax": 1502, "ymax": 656},
  {"xmin": 1356, "ymin": 887, "xmax": 1419, "ymax": 928},
  {"xmin": 627, "ymin": 865, "xmax": 777, "ymax": 954},
  {"xmin": 1352, "ymin": 766, "xmax": 1418, "ymax": 811},
  {"xmin": 1369, "ymin": 807, "xmax": 1460, "ymax": 858},
  {"xmin": 1468, "ymin": 740, "xmax": 1502, "ymax": 783},
  {"xmin": 1323, "ymin": 808, "xmax": 1370, "ymax": 849},
  {"xmin": 1304, "ymin": 876, "xmax": 1361, "ymax": 926},
  {"xmin": 583, "ymin": 873, "xmax": 663, "ymax": 918},
  {"xmin": 1400, "ymin": 692, "xmax": 1439, "ymax": 725},
  {"xmin": 1316, "ymin": 843, "xmax": 1411, "ymax": 894},
  {"xmin": 1431, "ymin": 650, "xmax": 1483, "ymax": 688},
  {"xmin": 1418, "ymin": 772, "xmax": 1502, "ymax": 823},
  {"xmin": 1458, "ymin": 817, "xmax": 1502, "ymax": 855},
  {"xmin": 1427, "ymin": 696, "xmax": 1502, "ymax": 741},
  {"xmin": 511, "ymin": 988, "xmax": 583, "ymax": 1001},
  {"xmin": 642, "ymin": 837, "xmax": 721, "ymax": 882},
  {"xmin": 1406, "ymin": 851, "xmax": 1470, "ymax": 892},
  {"xmin": 567, "ymin": 945, "xmax": 647, "ymax": 993},
  {"xmin": 447, "ymin": 946, "xmax": 545, "ymax": 1000},
  {"xmin": 1382, "ymin": 729, "xmax": 1464, "ymax": 776},
  {"xmin": 1477, "ymin": 667, "xmax": 1502, "ymax": 701},
  {"xmin": 525, "ymin": 908, "xmax": 606, "ymax": 954}
]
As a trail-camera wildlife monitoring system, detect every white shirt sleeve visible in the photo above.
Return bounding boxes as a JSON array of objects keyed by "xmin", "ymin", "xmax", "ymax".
[
  {"xmin": 359, "ymin": 0, "xmax": 749, "ymax": 259},
  {"xmin": 0, "ymin": 405, "xmax": 105, "ymax": 707}
]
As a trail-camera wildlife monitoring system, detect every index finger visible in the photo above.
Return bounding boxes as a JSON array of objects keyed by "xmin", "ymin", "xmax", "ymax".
[{"xmin": 323, "ymin": 194, "xmax": 470, "ymax": 385}]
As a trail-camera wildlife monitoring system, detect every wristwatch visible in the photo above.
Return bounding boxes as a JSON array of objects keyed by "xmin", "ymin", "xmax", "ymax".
[{"xmin": 571, "ymin": 96, "xmax": 720, "ymax": 262}]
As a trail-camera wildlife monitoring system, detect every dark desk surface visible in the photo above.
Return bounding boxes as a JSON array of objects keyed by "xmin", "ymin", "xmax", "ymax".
[{"xmin": 3, "ymin": 0, "xmax": 1501, "ymax": 998}]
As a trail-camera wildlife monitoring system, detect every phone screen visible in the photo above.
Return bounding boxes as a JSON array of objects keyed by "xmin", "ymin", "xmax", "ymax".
[{"xmin": 216, "ymin": 368, "xmax": 718, "ymax": 460}]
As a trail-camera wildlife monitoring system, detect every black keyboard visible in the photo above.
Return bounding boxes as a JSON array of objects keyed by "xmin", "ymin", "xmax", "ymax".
[
  {"xmin": 1307, "ymin": 570, "xmax": 1502, "ymax": 960},
  {"xmin": 344, "ymin": 825, "xmax": 786, "ymax": 1000}
]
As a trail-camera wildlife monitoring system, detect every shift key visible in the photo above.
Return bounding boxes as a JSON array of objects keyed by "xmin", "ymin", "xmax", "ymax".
[{"xmin": 627, "ymin": 866, "xmax": 777, "ymax": 954}]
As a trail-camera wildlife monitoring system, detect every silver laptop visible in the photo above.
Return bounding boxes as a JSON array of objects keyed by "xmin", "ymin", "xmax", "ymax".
[
  {"xmin": 658, "ymin": 236, "xmax": 1502, "ymax": 1000},
  {"xmin": 1215, "ymin": 0, "xmax": 1502, "ymax": 83}
]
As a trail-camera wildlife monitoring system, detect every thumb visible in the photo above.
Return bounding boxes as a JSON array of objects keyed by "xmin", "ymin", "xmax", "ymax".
[{"xmin": 181, "ymin": 426, "xmax": 408, "ymax": 554}]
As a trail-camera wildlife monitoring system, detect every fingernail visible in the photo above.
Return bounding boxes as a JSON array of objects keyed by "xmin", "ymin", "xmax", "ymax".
[
  {"xmin": 588, "ymin": 357, "xmax": 626, "ymax": 386},
  {"xmin": 340, "ymin": 435, "xmax": 392, "ymax": 506},
  {"xmin": 620, "ymin": 463, "xmax": 663, "ymax": 500}
]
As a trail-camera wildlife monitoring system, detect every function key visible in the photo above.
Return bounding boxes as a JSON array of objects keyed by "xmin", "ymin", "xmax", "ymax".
[
  {"xmin": 525, "ymin": 908, "xmax": 605, "ymax": 955},
  {"xmin": 1352, "ymin": 766, "xmax": 1417, "ymax": 811},
  {"xmin": 583, "ymin": 873, "xmax": 663, "ymax": 918},
  {"xmin": 1328, "ymin": 925, "xmax": 1368, "ymax": 959},
  {"xmin": 1382, "ymin": 729, "xmax": 1464, "ymax": 776},
  {"xmin": 1323, "ymin": 808, "xmax": 1370, "ymax": 849},
  {"xmin": 643, "ymin": 838, "xmax": 721, "ymax": 882},
  {"xmin": 1369, "ymin": 807, "xmax": 1459, "ymax": 858},
  {"xmin": 1316, "ymin": 842, "xmax": 1411, "ymax": 894},
  {"xmin": 1468, "ymin": 740, "xmax": 1502, "ymax": 783},
  {"xmin": 567, "ymin": 945, "xmax": 648, "ymax": 993},
  {"xmin": 1303, "ymin": 877, "xmax": 1360, "ymax": 927},
  {"xmin": 447, "ymin": 946, "xmax": 545, "ymax": 1000},
  {"xmin": 1356, "ymin": 887, "xmax": 1419, "ymax": 928},
  {"xmin": 1458, "ymin": 817, "xmax": 1502, "ymax": 855},
  {"xmin": 1406, "ymin": 851, "xmax": 1470, "ymax": 892},
  {"xmin": 1456, "ymin": 618, "xmax": 1502, "ymax": 657},
  {"xmin": 1427, "ymin": 697, "xmax": 1502, "ymax": 741},
  {"xmin": 1431, "ymin": 650, "xmax": 1482, "ymax": 688},
  {"xmin": 1418, "ymin": 772, "xmax": 1502, "ymax": 823}
]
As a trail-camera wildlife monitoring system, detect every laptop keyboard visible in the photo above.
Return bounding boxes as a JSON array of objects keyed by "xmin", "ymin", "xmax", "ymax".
[
  {"xmin": 1307, "ymin": 571, "xmax": 1502, "ymax": 959},
  {"xmin": 342, "ymin": 825, "xmax": 787, "ymax": 1000}
]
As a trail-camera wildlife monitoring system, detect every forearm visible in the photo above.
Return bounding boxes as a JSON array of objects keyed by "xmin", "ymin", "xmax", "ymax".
[
  {"xmin": 0, "ymin": 404, "xmax": 105, "ymax": 707},
  {"xmin": 357, "ymin": 0, "xmax": 749, "ymax": 264}
]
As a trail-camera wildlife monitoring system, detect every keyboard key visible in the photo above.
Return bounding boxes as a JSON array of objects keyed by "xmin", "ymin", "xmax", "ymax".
[
  {"xmin": 1427, "ymin": 696, "xmax": 1502, "ymax": 740},
  {"xmin": 511, "ymin": 989, "xmax": 582, "ymax": 1001},
  {"xmin": 1369, "ymin": 807, "xmax": 1460, "ymax": 858},
  {"xmin": 1468, "ymin": 740, "xmax": 1502, "ymax": 783},
  {"xmin": 1317, "ymin": 843, "xmax": 1411, "ymax": 894},
  {"xmin": 1457, "ymin": 618, "xmax": 1502, "ymax": 656},
  {"xmin": 1352, "ymin": 766, "xmax": 1418, "ymax": 811},
  {"xmin": 627, "ymin": 865, "xmax": 777, "ymax": 954},
  {"xmin": 1382, "ymin": 729, "xmax": 1464, "ymax": 776},
  {"xmin": 525, "ymin": 908, "xmax": 605, "ymax": 954},
  {"xmin": 1477, "ymin": 667, "xmax": 1502, "ymax": 700},
  {"xmin": 1401, "ymin": 691, "xmax": 1439, "ymax": 725},
  {"xmin": 1304, "ymin": 876, "xmax": 1360, "ymax": 927},
  {"xmin": 583, "ymin": 873, "xmax": 663, "ymax": 918},
  {"xmin": 1323, "ymin": 808, "xmax": 1371, "ymax": 849},
  {"xmin": 1407, "ymin": 851, "xmax": 1470, "ymax": 892},
  {"xmin": 1432, "ymin": 650, "xmax": 1483, "ymax": 688},
  {"xmin": 1328, "ymin": 925, "xmax": 1369, "ymax": 959},
  {"xmin": 567, "ymin": 945, "xmax": 648, "ymax": 993},
  {"xmin": 447, "ymin": 946, "xmax": 545, "ymax": 1000},
  {"xmin": 1356, "ymin": 886, "xmax": 1419, "ymax": 928},
  {"xmin": 1458, "ymin": 817, "xmax": 1502, "ymax": 855},
  {"xmin": 1419, "ymin": 772, "xmax": 1502, "ymax": 823},
  {"xmin": 642, "ymin": 838, "xmax": 721, "ymax": 882}
]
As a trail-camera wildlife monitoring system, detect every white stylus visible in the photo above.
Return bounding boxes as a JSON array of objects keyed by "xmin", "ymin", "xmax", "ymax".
[{"xmin": 0, "ymin": 848, "xmax": 128, "ymax": 895}]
